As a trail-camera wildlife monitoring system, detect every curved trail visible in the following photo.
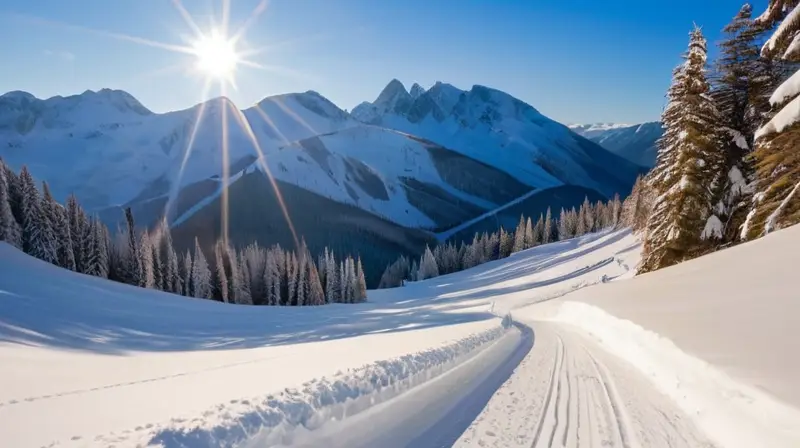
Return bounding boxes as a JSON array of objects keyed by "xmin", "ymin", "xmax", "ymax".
[{"xmin": 458, "ymin": 320, "xmax": 715, "ymax": 448}]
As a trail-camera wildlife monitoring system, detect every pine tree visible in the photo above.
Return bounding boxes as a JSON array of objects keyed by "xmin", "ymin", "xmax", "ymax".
[
  {"xmin": 582, "ymin": 197, "xmax": 595, "ymax": 233},
  {"xmin": 19, "ymin": 168, "xmax": 54, "ymax": 262},
  {"xmin": 236, "ymin": 252, "xmax": 253, "ymax": 305},
  {"xmin": 307, "ymin": 258, "xmax": 325, "ymax": 306},
  {"xmin": 182, "ymin": 250, "xmax": 193, "ymax": 296},
  {"xmin": 151, "ymin": 238, "xmax": 163, "ymax": 291},
  {"xmin": 512, "ymin": 215, "xmax": 526, "ymax": 253},
  {"xmin": 66, "ymin": 195, "xmax": 86, "ymax": 272},
  {"xmin": 355, "ymin": 257, "xmax": 367, "ymax": 302},
  {"xmin": 524, "ymin": 217, "xmax": 534, "ymax": 248},
  {"xmin": 745, "ymin": 1, "xmax": 800, "ymax": 237},
  {"xmin": 498, "ymin": 227, "xmax": 512, "ymax": 258},
  {"xmin": 191, "ymin": 238, "xmax": 211, "ymax": 299},
  {"xmin": 51, "ymin": 198, "xmax": 76, "ymax": 271},
  {"xmin": 610, "ymin": 194, "xmax": 622, "ymax": 228},
  {"xmin": 296, "ymin": 252, "xmax": 307, "ymax": 306},
  {"xmin": 417, "ymin": 245, "xmax": 439, "ymax": 280},
  {"xmin": 140, "ymin": 232, "xmax": 155, "ymax": 288},
  {"xmin": 543, "ymin": 207, "xmax": 553, "ymax": 243},
  {"xmin": 325, "ymin": 250, "xmax": 338, "ymax": 303},
  {"xmin": 575, "ymin": 204, "xmax": 587, "ymax": 237},
  {"xmin": 213, "ymin": 240, "xmax": 230, "ymax": 303},
  {"xmin": 641, "ymin": 27, "xmax": 725, "ymax": 273},
  {"xmin": 0, "ymin": 159, "xmax": 21, "ymax": 248},
  {"xmin": 124, "ymin": 207, "xmax": 142, "ymax": 286},
  {"xmin": 287, "ymin": 252, "xmax": 298, "ymax": 305},
  {"xmin": 713, "ymin": 4, "xmax": 763, "ymax": 242}
]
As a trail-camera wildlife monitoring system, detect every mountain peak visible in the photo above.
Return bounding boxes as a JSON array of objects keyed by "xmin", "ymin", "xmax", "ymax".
[{"xmin": 410, "ymin": 83, "xmax": 426, "ymax": 99}]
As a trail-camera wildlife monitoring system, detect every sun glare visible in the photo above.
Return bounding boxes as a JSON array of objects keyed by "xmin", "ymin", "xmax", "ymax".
[{"xmin": 192, "ymin": 30, "xmax": 240, "ymax": 81}]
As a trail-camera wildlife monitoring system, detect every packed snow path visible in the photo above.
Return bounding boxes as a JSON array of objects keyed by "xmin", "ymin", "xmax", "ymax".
[{"xmin": 456, "ymin": 320, "xmax": 714, "ymax": 448}]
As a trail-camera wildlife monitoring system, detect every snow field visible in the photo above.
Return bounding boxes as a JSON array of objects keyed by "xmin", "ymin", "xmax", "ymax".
[{"xmin": 549, "ymin": 301, "xmax": 800, "ymax": 448}]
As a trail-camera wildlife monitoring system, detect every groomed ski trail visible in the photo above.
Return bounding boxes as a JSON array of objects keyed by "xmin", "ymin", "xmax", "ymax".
[{"xmin": 456, "ymin": 321, "xmax": 715, "ymax": 448}]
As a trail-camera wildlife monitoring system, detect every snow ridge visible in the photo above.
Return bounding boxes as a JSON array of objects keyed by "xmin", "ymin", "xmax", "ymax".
[{"xmin": 141, "ymin": 323, "xmax": 511, "ymax": 447}]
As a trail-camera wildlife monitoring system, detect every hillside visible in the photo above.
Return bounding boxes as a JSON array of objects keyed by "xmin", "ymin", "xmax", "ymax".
[
  {"xmin": 570, "ymin": 122, "xmax": 662, "ymax": 168},
  {"xmin": 3, "ymin": 223, "xmax": 800, "ymax": 447}
]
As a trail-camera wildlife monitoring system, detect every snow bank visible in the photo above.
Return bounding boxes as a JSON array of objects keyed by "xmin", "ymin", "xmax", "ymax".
[
  {"xmin": 143, "ymin": 324, "xmax": 513, "ymax": 447},
  {"xmin": 552, "ymin": 301, "xmax": 800, "ymax": 448}
]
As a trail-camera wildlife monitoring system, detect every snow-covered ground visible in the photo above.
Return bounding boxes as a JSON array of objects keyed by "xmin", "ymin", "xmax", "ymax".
[{"xmin": 3, "ymin": 225, "xmax": 800, "ymax": 447}]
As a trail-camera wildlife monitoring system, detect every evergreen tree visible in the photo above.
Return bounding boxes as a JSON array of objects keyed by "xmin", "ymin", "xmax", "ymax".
[
  {"xmin": 512, "ymin": 215, "xmax": 526, "ymax": 252},
  {"xmin": 182, "ymin": 250, "xmax": 193, "ymax": 296},
  {"xmin": 576, "ymin": 204, "xmax": 587, "ymax": 237},
  {"xmin": 236, "ymin": 252, "xmax": 253, "ymax": 305},
  {"xmin": 745, "ymin": 1, "xmax": 800, "ymax": 237},
  {"xmin": 66, "ymin": 195, "xmax": 86, "ymax": 272},
  {"xmin": 713, "ymin": 4, "xmax": 763, "ymax": 242},
  {"xmin": 124, "ymin": 207, "xmax": 142, "ymax": 286},
  {"xmin": 499, "ymin": 227, "xmax": 513, "ymax": 258},
  {"xmin": 19, "ymin": 168, "xmax": 54, "ymax": 262},
  {"xmin": 524, "ymin": 217, "xmax": 534, "ymax": 248},
  {"xmin": 355, "ymin": 257, "xmax": 367, "ymax": 302},
  {"xmin": 51, "ymin": 198, "xmax": 76, "ymax": 271},
  {"xmin": 641, "ymin": 27, "xmax": 725, "ymax": 273},
  {"xmin": 543, "ymin": 207, "xmax": 553, "ymax": 243},
  {"xmin": 191, "ymin": 238, "xmax": 211, "ymax": 299},
  {"xmin": 297, "ymin": 252, "xmax": 308, "ymax": 306},
  {"xmin": 307, "ymin": 258, "xmax": 326, "ymax": 305},
  {"xmin": 417, "ymin": 245, "xmax": 439, "ymax": 280},
  {"xmin": 140, "ymin": 232, "xmax": 155, "ymax": 288},
  {"xmin": 287, "ymin": 252, "xmax": 298, "ymax": 305},
  {"xmin": 582, "ymin": 197, "xmax": 595, "ymax": 233},
  {"xmin": 151, "ymin": 238, "xmax": 163, "ymax": 291},
  {"xmin": 326, "ymin": 250, "xmax": 339, "ymax": 303},
  {"xmin": 213, "ymin": 240, "xmax": 230, "ymax": 303},
  {"xmin": 610, "ymin": 194, "xmax": 622, "ymax": 228},
  {"xmin": 0, "ymin": 160, "xmax": 21, "ymax": 248}
]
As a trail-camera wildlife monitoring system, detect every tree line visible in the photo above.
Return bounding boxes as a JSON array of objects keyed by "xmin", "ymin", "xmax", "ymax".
[
  {"xmin": 0, "ymin": 160, "xmax": 366, "ymax": 306},
  {"xmin": 378, "ymin": 195, "xmax": 627, "ymax": 288},
  {"xmin": 629, "ymin": 2, "xmax": 800, "ymax": 273}
]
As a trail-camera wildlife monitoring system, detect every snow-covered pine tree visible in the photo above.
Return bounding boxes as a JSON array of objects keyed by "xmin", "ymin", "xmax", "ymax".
[
  {"xmin": 417, "ymin": 245, "xmax": 439, "ymax": 280},
  {"xmin": 296, "ymin": 251, "xmax": 307, "ymax": 306},
  {"xmin": 745, "ymin": 0, "xmax": 800, "ymax": 237},
  {"xmin": 512, "ymin": 215, "xmax": 526, "ymax": 252},
  {"xmin": 0, "ymin": 159, "xmax": 21, "ymax": 248},
  {"xmin": 124, "ymin": 207, "xmax": 142, "ymax": 286},
  {"xmin": 50, "ymin": 197, "xmax": 76, "ymax": 271},
  {"xmin": 65, "ymin": 195, "xmax": 86, "ymax": 272},
  {"xmin": 140, "ymin": 232, "xmax": 155, "ymax": 288},
  {"xmin": 4, "ymin": 163, "xmax": 23, "ymax": 226},
  {"xmin": 165, "ymin": 243, "xmax": 180, "ymax": 294},
  {"xmin": 534, "ymin": 214, "xmax": 544, "ymax": 244},
  {"xmin": 498, "ymin": 227, "xmax": 512, "ymax": 258},
  {"xmin": 263, "ymin": 249, "xmax": 277, "ymax": 305},
  {"xmin": 641, "ymin": 27, "xmax": 725, "ymax": 273},
  {"xmin": 236, "ymin": 251, "xmax": 253, "ymax": 305},
  {"xmin": 182, "ymin": 250, "xmax": 193, "ymax": 296},
  {"xmin": 325, "ymin": 250, "xmax": 338, "ymax": 303},
  {"xmin": 191, "ymin": 238, "xmax": 211, "ymax": 299},
  {"xmin": 355, "ymin": 257, "xmax": 367, "ymax": 302},
  {"xmin": 543, "ymin": 207, "xmax": 553, "ymax": 243},
  {"xmin": 339, "ymin": 259, "xmax": 347, "ymax": 302},
  {"xmin": 524, "ymin": 217, "xmax": 534, "ymax": 249},
  {"xmin": 582, "ymin": 197, "xmax": 594, "ymax": 233},
  {"xmin": 575, "ymin": 204, "xmax": 587, "ymax": 237},
  {"xmin": 318, "ymin": 248, "xmax": 329, "ymax": 294},
  {"xmin": 346, "ymin": 256, "xmax": 357, "ymax": 302},
  {"xmin": 19, "ymin": 168, "xmax": 53, "ymax": 262},
  {"xmin": 151, "ymin": 237, "xmax": 163, "ymax": 291},
  {"xmin": 713, "ymin": 4, "xmax": 763, "ymax": 242},
  {"xmin": 307, "ymin": 258, "xmax": 325, "ymax": 306},
  {"xmin": 610, "ymin": 194, "xmax": 622, "ymax": 228},
  {"xmin": 287, "ymin": 251, "xmax": 298, "ymax": 305},
  {"xmin": 213, "ymin": 240, "xmax": 230, "ymax": 303}
]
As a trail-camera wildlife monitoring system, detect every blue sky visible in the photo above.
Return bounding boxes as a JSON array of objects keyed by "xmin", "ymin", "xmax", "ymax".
[{"xmin": 0, "ymin": 0, "xmax": 769, "ymax": 124}]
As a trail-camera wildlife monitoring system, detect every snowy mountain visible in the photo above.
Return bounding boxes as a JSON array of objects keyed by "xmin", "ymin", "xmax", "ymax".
[
  {"xmin": 0, "ymin": 89, "xmax": 358, "ymax": 210},
  {"xmin": 351, "ymin": 80, "xmax": 643, "ymax": 198},
  {"xmin": 570, "ymin": 122, "xmax": 663, "ymax": 168}
]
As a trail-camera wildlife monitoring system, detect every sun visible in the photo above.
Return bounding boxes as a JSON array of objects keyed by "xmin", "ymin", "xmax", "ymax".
[{"xmin": 191, "ymin": 30, "xmax": 240, "ymax": 81}]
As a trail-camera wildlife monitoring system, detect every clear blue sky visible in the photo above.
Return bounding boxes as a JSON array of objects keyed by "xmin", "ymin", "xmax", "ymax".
[{"xmin": 0, "ymin": 0, "xmax": 769, "ymax": 124}]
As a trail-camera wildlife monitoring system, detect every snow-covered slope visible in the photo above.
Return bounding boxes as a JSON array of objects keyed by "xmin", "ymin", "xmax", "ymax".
[
  {"xmin": 352, "ymin": 80, "xmax": 643, "ymax": 198},
  {"xmin": 3, "ymin": 222, "xmax": 800, "ymax": 446},
  {"xmin": 570, "ymin": 122, "xmax": 663, "ymax": 168}
]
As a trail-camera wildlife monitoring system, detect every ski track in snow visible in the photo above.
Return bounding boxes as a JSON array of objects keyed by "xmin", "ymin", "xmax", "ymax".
[{"xmin": 456, "ymin": 321, "xmax": 716, "ymax": 448}]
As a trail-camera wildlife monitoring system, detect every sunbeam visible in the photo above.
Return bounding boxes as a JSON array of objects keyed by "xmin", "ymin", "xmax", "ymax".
[
  {"xmin": 232, "ymin": 0, "xmax": 270, "ymax": 43},
  {"xmin": 171, "ymin": 0, "xmax": 204, "ymax": 40},
  {"xmin": 227, "ymin": 102, "xmax": 300, "ymax": 250},
  {"xmin": 271, "ymin": 97, "xmax": 319, "ymax": 136},
  {"xmin": 220, "ymin": 84, "xmax": 231, "ymax": 246},
  {"xmin": 164, "ymin": 78, "xmax": 214, "ymax": 223},
  {"xmin": 253, "ymin": 105, "xmax": 291, "ymax": 145}
]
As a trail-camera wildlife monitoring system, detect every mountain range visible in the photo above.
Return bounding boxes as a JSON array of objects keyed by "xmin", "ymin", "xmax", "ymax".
[
  {"xmin": 569, "ymin": 122, "xmax": 662, "ymax": 168},
  {"xmin": 0, "ymin": 80, "xmax": 646, "ymax": 284}
]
